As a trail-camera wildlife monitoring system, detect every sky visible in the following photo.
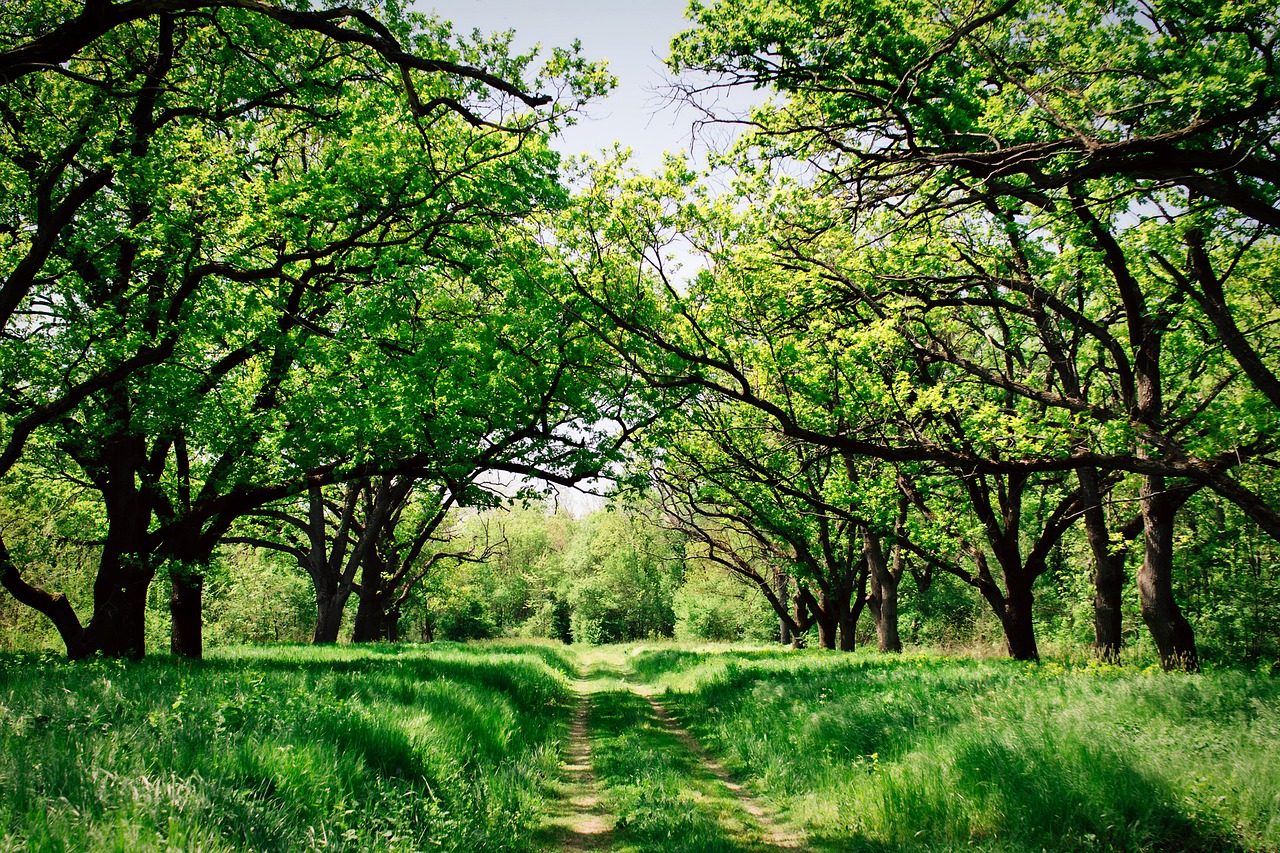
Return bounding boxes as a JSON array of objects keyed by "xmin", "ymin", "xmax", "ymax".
[
  {"xmin": 414, "ymin": 1, "xmax": 756, "ymax": 514},
  {"xmin": 416, "ymin": 0, "xmax": 731, "ymax": 171}
]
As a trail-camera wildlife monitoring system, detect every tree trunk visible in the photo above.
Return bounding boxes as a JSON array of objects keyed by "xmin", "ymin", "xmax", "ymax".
[
  {"xmin": 869, "ymin": 572, "xmax": 901, "ymax": 653},
  {"xmin": 82, "ymin": 578, "xmax": 151, "ymax": 659},
  {"xmin": 777, "ymin": 570, "xmax": 792, "ymax": 645},
  {"xmin": 313, "ymin": 587, "xmax": 349, "ymax": 644},
  {"xmin": 351, "ymin": 554, "xmax": 385, "ymax": 643},
  {"xmin": 816, "ymin": 615, "xmax": 837, "ymax": 649},
  {"xmin": 1001, "ymin": 581, "xmax": 1039, "ymax": 661},
  {"xmin": 791, "ymin": 597, "xmax": 807, "ymax": 649},
  {"xmin": 815, "ymin": 588, "xmax": 840, "ymax": 650},
  {"xmin": 838, "ymin": 606, "xmax": 857, "ymax": 651},
  {"xmin": 838, "ymin": 562, "xmax": 867, "ymax": 651},
  {"xmin": 864, "ymin": 529, "xmax": 902, "ymax": 653},
  {"xmin": 169, "ymin": 567, "xmax": 203, "ymax": 658},
  {"xmin": 1078, "ymin": 466, "xmax": 1124, "ymax": 660},
  {"xmin": 1139, "ymin": 473, "xmax": 1199, "ymax": 671}
]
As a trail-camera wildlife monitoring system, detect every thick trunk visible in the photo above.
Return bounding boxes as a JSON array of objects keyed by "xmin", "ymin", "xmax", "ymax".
[
  {"xmin": 864, "ymin": 530, "xmax": 902, "ymax": 653},
  {"xmin": 805, "ymin": 582, "xmax": 847, "ymax": 651},
  {"xmin": 869, "ymin": 572, "xmax": 901, "ymax": 654},
  {"xmin": 814, "ymin": 586, "xmax": 842, "ymax": 650},
  {"xmin": 169, "ymin": 567, "xmax": 203, "ymax": 658},
  {"xmin": 350, "ymin": 555, "xmax": 384, "ymax": 643},
  {"xmin": 351, "ymin": 593, "xmax": 384, "ymax": 643},
  {"xmin": 313, "ymin": 588, "xmax": 350, "ymax": 644},
  {"xmin": 816, "ymin": 612, "xmax": 837, "ymax": 650},
  {"xmin": 1139, "ymin": 473, "xmax": 1199, "ymax": 671},
  {"xmin": 1078, "ymin": 466, "xmax": 1124, "ymax": 660},
  {"xmin": 838, "ymin": 606, "xmax": 857, "ymax": 651},
  {"xmin": 82, "ymin": 578, "xmax": 150, "ymax": 659},
  {"xmin": 1001, "ymin": 581, "xmax": 1039, "ymax": 661}
]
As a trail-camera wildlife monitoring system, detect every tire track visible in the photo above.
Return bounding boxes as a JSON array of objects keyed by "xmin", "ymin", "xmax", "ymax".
[
  {"xmin": 635, "ymin": 690, "xmax": 806, "ymax": 851},
  {"xmin": 547, "ymin": 685, "xmax": 614, "ymax": 852}
]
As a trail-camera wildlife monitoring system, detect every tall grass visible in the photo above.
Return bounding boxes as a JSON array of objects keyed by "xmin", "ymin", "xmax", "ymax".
[
  {"xmin": 0, "ymin": 641, "xmax": 575, "ymax": 852},
  {"xmin": 632, "ymin": 648, "xmax": 1280, "ymax": 852}
]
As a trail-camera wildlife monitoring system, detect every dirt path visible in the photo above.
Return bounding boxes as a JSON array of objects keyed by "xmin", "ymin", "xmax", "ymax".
[
  {"xmin": 544, "ymin": 683, "xmax": 614, "ymax": 852},
  {"xmin": 637, "ymin": 692, "xmax": 806, "ymax": 851},
  {"xmin": 549, "ymin": 646, "xmax": 806, "ymax": 852}
]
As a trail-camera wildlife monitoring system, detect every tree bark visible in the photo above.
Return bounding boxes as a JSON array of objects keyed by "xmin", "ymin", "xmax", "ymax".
[
  {"xmin": 813, "ymin": 586, "xmax": 842, "ymax": 650},
  {"xmin": 816, "ymin": 613, "xmax": 837, "ymax": 649},
  {"xmin": 838, "ymin": 560, "xmax": 868, "ymax": 651},
  {"xmin": 1138, "ymin": 472, "xmax": 1199, "ymax": 670},
  {"xmin": 791, "ymin": 594, "xmax": 808, "ymax": 649},
  {"xmin": 1077, "ymin": 466, "xmax": 1125, "ymax": 660},
  {"xmin": 82, "ymin": 577, "xmax": 151, "ymax": 659},
  {"xmin": 864, "ymin": 529, "xmax": 902, "ymax": 653},
  {"xmin": 351, "ymin": 552, "xmax": 385, "ymax": 643},
  {"xmin": 1001, "ymin": 580, "xmax": 1039, "ymax": 661},
  {"xmin": 838, "ymin": 605, "xmax": 857, "ymax": 651},
  {"xmin": 169, "ymin": 567, "xmax": 203, "ymax": 658},
  {"xmin": 313, "ymin": 587, "xmax": 350, "ymax": 644}
]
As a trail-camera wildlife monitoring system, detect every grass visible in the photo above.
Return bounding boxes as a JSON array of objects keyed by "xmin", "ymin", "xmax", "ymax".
[
  {"xmin": 0, "ymin": 641, "xmax": 575, "ymax": 852},
  {"xmin": 2, "ymin": 641, "xmax": 1278, "ymax": 852},
  {"xmin": 626, "ymin": 645, "xmax": 1280, "ymax": 852},
  {"xmin": 587, "ymin": 687, "xmax": 778, "ymax": 853}
]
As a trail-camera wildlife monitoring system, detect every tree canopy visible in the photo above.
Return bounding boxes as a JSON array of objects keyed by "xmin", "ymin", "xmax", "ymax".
[{"xmin": 3, "ymin": 0, "xmax": 1280, "ymax": 670}]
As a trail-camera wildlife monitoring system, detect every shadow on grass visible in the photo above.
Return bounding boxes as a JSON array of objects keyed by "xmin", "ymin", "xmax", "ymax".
[
  {"xmin": 624, "ymin": 649, "xmax": 1261, "ymax": 852},
  {"xmin": 181, "ymin": 644, "xmax": 574, "ymax": 718},
  {"xmin": 904, "ymin": 734, "xmax": 1251, "ymax": 853}
]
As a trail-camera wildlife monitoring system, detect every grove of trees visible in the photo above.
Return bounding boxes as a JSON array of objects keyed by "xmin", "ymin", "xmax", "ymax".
[{"xmin": 3, "ymin": 0, "xmax": 1279, "ymax": 671}]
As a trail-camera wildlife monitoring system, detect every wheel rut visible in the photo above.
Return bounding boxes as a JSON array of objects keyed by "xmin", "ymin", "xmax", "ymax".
[
  {"xmin": 635, "ymin": 690, "xmax": 806, "ymax": 851},
  {"xmin": 547, "ymin": 650, "xmax": 807, "ymax": 852},
  {"xmin": 546, "ymin": 682, "xmax": 614, "ymax": 852}
]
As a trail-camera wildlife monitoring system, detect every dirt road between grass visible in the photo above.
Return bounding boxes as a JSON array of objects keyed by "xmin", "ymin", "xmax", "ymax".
[{"xmin": 545, "ymin": 648, "xmax": 807, "ymax": 852}]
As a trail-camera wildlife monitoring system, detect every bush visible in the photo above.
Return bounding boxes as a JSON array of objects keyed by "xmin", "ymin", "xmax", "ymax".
[
  {"xmin": 673, "ymin": 564, "xmax": 778, "ymax": 642},
  {"xmin": 436, "ymin": 595, "xmax": 497, "ymax": 642}
]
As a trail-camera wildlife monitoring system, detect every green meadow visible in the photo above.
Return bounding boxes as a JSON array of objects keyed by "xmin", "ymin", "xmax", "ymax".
[
  {"xmin": 2, "ymin": 643, "xmax": 1278, "ymax": 852},
  {"xmin": 626, "ymin": 647, "xmax": 1280, "ymax": 852},
  {"xmin": 0, "ymin": 643, "xmax": 575, "ymax": 852}
]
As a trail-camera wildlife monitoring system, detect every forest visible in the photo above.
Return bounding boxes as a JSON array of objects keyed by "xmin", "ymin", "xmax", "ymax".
[{"xmin": 2, "ymin": 0, "xmax": 1280, "ymax": 850}]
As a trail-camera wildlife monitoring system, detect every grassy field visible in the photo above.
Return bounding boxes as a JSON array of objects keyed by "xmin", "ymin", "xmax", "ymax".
[
  {"xmin": 628, "ymin": 646, "xmax": 1280, "ymax": 852},
  {"xmin": 2, "ymin": 642, "xmax": 1278, "ymax": 852},
  {"xmin": 0, "ymin": 642, "xmax": 576, "ymax": 852}
]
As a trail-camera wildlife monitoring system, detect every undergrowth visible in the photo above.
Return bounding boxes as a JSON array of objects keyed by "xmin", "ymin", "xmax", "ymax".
[
  {"xmin": 0, "ymin": 641, "xmax": 575, "ymax": 852},
  {"xmin": 628, "ymin": 647, "xmax": 1280, "ymax": 852}
]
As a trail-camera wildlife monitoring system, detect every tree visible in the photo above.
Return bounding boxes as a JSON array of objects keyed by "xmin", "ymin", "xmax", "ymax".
[
  {"xmin": 560, "ymin": 503, "xmax": 684, "ymax": 644},
  {"xmin": 650, "ymin": 391, "xmax": 887, "ymax": 650},
  {"xmin": 0, "ymin": 0, "xmax": 611, "ymax": 658},
  {"xmin": 597, "ymin": 0, "xmax": 1280, "ymax": 669}
]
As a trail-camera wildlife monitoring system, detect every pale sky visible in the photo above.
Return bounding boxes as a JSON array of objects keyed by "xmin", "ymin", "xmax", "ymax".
[
  {"xmin": 417, "ymin": 0, "xmax": 741, "ymax": 170},
  {"xmin": 416, "ymin": 1, "xmax": 750, "ymax": 514}
]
